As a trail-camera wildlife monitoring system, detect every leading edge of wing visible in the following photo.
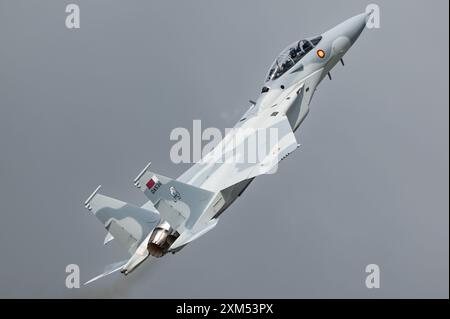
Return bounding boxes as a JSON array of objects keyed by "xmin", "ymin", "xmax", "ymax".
[{"xmin": 179, "ymin": 114, "xmax": 299, "ymax": 191}]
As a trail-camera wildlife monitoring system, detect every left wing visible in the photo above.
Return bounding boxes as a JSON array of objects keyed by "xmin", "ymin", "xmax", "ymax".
[{"xmin": 84, "ymin": 186, "xmax": 161, "ymax": 254}]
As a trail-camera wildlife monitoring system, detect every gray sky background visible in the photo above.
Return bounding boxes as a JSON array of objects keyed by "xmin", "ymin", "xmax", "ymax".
[{"xmin": 0, "ymin": 0, "xmax": 448, "ymax": 298}]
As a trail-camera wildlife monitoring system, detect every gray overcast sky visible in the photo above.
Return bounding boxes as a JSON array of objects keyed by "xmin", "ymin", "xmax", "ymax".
[{"xmin": 0, "ymin": 0, "xmax": 448, "ymax": 298}]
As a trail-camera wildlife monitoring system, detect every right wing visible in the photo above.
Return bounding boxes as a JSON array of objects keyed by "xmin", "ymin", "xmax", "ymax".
[
  {"xmin": 178, "ymin": 114, "xmax": 299, "ymax": 192},
  {"xmin": 84, "ymin": 186, "xmax": 161, "ymax": 254}
]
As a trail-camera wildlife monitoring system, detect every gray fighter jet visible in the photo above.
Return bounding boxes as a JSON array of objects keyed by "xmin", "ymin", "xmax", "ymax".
[{"xmin": 83, "ymin": 11, "xmax": 371, "ymax": 284}]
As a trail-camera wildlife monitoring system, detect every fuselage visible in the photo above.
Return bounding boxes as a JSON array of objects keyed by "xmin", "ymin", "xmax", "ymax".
[
  {"xmin": 174, "ymin": 12, "xmax": 369, "ymax": 219},
  {"xmin": 86, "ymin": 12, "xmax": 371, "ymax": 279},
  {"xmin": 258, "ymin": 12, "xmax": 369, "ymax": 131},
  {"xmin": 139, "ymin": 12, "xmax": 369, "ymax": 261}
]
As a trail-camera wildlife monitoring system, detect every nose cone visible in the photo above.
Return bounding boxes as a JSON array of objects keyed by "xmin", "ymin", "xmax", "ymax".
[
  {"xmin": 341, "ymin": 12, "xmax": 369, "ymax": 44},
  {"xmin": 324, "ymin": 12, "xmax": 369, "ymax": 45}
]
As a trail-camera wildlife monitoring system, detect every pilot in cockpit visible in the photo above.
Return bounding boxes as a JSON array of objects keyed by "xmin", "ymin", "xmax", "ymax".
[
  {"xmin": 289, "ymin": 48, "xmax": 297, "ymax": 59},
  {"xmin": 265, "ymin": 36, "xmax": 322, "ymax": 82}
]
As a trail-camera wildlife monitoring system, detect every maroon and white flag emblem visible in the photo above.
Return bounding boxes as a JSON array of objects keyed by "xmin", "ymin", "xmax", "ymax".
[{"xmin": 146, "ymin": 175, "xmax": 161, "ymax": 193}]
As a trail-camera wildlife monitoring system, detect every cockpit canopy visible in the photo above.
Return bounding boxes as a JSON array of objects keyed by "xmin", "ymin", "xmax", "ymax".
[{"xmin": 265, "ymin": 36, "xmax": 322, "ymax": 82}]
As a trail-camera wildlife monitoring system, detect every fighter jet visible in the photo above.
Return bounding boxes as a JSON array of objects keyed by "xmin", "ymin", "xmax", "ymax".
[{"xmin": 83, "ymin": 11, "xmax": 370, "ymax": 284}]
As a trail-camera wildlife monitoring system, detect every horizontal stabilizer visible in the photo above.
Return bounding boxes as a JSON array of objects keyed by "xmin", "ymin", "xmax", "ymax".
[
  {"xmin": 170, "ymin": 219, "xmax": 218, "ymax": 250},
  {"xmin": 84, "ymin": 259, "xmax": 128, "ymax": 285}
]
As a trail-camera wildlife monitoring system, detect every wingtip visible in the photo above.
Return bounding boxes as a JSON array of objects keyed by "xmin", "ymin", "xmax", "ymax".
[
  {"xmin": 84, "ymin": 185, "xmax": 102, "ymax": 210},
  {"xmin": 133, "ymin": 162, "xmax": 152, "ymax": 186}
]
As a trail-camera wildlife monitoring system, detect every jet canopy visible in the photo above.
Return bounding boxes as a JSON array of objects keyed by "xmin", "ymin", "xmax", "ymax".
[{"xmin": 265, "ymin": 36, "xmax": 322, "ymax": 82}]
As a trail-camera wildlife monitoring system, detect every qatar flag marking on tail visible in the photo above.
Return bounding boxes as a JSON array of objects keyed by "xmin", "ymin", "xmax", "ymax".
[{"xmin": 146, "ymin": 176, "xmax": 161, "ymax": 194}]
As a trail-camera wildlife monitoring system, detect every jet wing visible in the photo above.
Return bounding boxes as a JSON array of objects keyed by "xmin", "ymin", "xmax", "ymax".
[
  {"xmin": 178, "ymin": 114, "xmax": 299, "ymax": 192},
  {"xmin": 84, "ymin": 186, "xmax": 161, "ymax": 254}
]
